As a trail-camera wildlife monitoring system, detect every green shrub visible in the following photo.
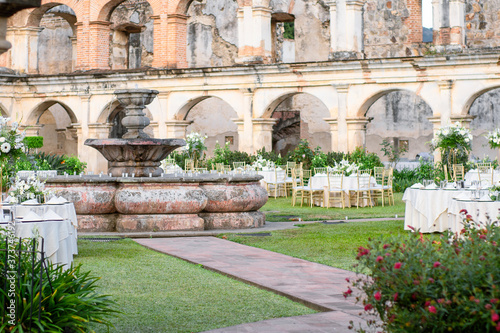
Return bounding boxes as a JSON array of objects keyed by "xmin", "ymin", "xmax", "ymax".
[
  {"xmin": 346, "ymin": 216, "xmax": 500, "ymax": 332},
  {"xmin": 62, "ymin": 155, "xmax": 87, "ymax": 175},
  {"xmin": 255, "ymin": 147, "xmax": 283, "ymax": 165},
  {"xmin": 285, "ymin": 139, "xmax": 315, "ymax": 169},
  {"xmin": 206, "ymin": 142, "xmax": 253, "ymax": 169},
  {"xmin": 0, "ymin": 236, "xmax": 118, "ymax": 332},
  {"xmin": 23, "ymin": 136, "xmax": 44, "ymax": 150},
  {"xmin": 349, "ymin": 146, "xmax": 384, "ymax": 171}
]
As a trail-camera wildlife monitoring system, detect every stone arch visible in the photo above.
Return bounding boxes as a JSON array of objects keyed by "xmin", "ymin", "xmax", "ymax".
[
  {"xmin": 0, "ymin": 102, "xmax": 10, "ymax": 117},
  {"xmin": 262, "ymin": 91, "xmax": 332, "ymax": 154},
  {"xmin": 461, "ymin": 85, "xmax": 500, "ymax": 116},
  {"xmin": 26, "ymin": 1, "xmax": 80, "ymax": 28},
  {"xmin": 362, "ymin": 88, "xmax": 434, "ymax": 161},
  {"xmin": 26, "ymin": 100, "xmax": 79, "ymax": 156},
  {"xmin": 96, "ymin": 0, "xmax": 159, "ymax": 21},
  {"xmin": 175, "ymin": 0, "xmax": 200, "ymax": 15},
  {"xmin": 176, "ymin": 95, "xmax": 240, "ymax": 154}
]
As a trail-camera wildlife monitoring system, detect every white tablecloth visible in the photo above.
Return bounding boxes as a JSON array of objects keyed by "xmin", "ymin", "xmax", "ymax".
[
  {"xmin": 464, "ymin": 169, "xmax": 500, "ymax": 186},
  {"xmin": 1, "ymin": 202, "xmax": 78, "ymax": 268},
  {"xmin": 258, "ymin": 169, "xmax": 287, "ymax": 190},
  {"xmin": 448, "ymin": 198, "xmax": 500, "ymax": 234},
  {"xmin": 310, "ymin": 174, "xmax": 377, "ymax": 207},
  {"xmin": 403, "ymin": 188, "xmax": 469, "ymax": 233}
]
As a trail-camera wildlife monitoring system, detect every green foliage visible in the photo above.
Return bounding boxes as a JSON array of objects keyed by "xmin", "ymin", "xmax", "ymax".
[
  {"xmin": 349, "ymin": 146, "xmax": 384, "ymax": 170},
  {"xmin": 206, "ymin": 142, "xmax": 253, "ymax": 170},
  {"xmin": 347, "ymin": 218, "xmax": 500, "ymax": 332},
  {"xmin": 255, "ymin": 147, "xmax": 283, "ymax": 165},
  {"xmin": 325, "ymin": 151, "xmax": 350, "ymax": 166},
  {"xmin": 311, "ymin": 150, "xmax": 328, "ymax": 169},
  {"xmin": 0, "ymin": 236, "xmax": 119, "ymax": 332},
  {"xmin": 283, "ymin": 22, "xmax": 295, "ymax": 39},
  {"xmin": 62, "ymin": 155, "xmax": 87, "ymax": 175},
  {"xmin": 23, "ymin": 136, "xmax": 44, "ymax": 150},
  {"xmin": 286, "ymin": 139, "xmax": 315, "ymax": 169},
  {"xmin": 380, "ymin": 139, "xmax": 408, "ymax": 168}
]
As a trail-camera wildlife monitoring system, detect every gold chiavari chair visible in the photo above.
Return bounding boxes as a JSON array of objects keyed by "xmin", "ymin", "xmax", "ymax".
[{"xmin": 326, "ymin": 170, "xmax": 345, "ymax": 209}]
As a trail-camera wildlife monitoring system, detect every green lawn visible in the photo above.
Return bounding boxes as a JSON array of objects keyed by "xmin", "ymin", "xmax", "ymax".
[
  {"xmin": 262, "ymin": 192, "xmax": 405, "ymax": 222},
  {"xmin": 222, "ymin": 220, "xmax": 406, "ymax": 271},
  {"xmin": 74, "ymin": 239, "xmax": 316, "ymax": 333}
]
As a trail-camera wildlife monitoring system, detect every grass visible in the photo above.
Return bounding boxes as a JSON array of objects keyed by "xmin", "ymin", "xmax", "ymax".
[
  {"xmin": 262, "ymin": 192, "xmax": 405, "ymax": 222},
  {"xmin": 73, "ymin": 239, "xmax": 316, "ymax": 333},
  {"xmin": 222, "ymin": 220, "xmax": 405, "ymax": 271}
]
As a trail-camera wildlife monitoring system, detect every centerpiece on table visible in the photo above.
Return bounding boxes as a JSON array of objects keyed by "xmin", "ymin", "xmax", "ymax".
[
  {"xmin": 185, "ymin": 132, "xmax": 207, "ymax": 169},
  {"xmin": 0, "ymin": 116, "xmax": 27, "ymax": 198},
  {"xmin": 251, "ymin": 155, "xmax": 275, "ymax": 171},
  {"xmin": 8, "ymin": 173, "xmax": 51, "ymax": 204},
  {"xmin": 328, "ymin": 159, "xmax": 359, "ymax": 176},
  {"xmin": 485, "ymin": 128, "xmax": 500, "ymax": 161},
  {"xmin": 431, "ymin": 122, "xmax": 472, "ymax": 175},
  {"xmin": 488, "ymin": 184, "xmax": 500, "ymax": 201}
]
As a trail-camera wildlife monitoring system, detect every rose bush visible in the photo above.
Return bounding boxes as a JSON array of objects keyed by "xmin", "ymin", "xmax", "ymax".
[{"xmin": 345, "ymin": 212, "xmax": 500, "ymax": 332}]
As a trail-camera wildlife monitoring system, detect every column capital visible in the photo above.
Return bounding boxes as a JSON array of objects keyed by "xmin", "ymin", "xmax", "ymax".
[
  {"xmin": 333, "ymin": 84, "xmax": 350, "ymax": 94},
  {"xmin": 239, "ymin": 88, "xmax": 255, "ymax": 95},
  {"xmin": 437, "ymin": 80, "xmax": 454, "ymax": 90},
  {"xmin": 346, "ymin": 0, "xmax": 366, "ymax": 10},
  {"xmin": 323, "ymin": 118, "xmax": 338, "ymax": 125},
  {"xmin": 252, "ymin": 118, "xmax": 277, "ymax": 126},
  {"xmin": 165, "ymin": 120, "xmax": 192, "ymax": 126},
  {"xmin": 450, "ymin": 115, "xmax": 475, "ymax": 125}
]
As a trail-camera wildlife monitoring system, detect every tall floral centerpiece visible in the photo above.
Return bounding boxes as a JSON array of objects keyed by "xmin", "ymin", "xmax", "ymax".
[
  {"xmin": 0, "ymin": 117, "xmax": 26, "ymax": 195},
  {"xmin": 431, "ymin": 122, "xmax": 472, "ymax": 175},
  {"xmin": 328, "ymin": 159, "xmax": 359, "ymax": 176},
  {"xmin": 185, "ymin": 132, "xmax": 207, "ymax": 168},
  {"xmin": 485, "ymin": 129, "xmax": 500, "ymax": 162}
]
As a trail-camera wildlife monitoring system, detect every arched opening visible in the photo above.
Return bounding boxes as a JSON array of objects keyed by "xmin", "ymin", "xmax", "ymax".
[
  {"xmin": 186, "ymin": 0, "xmax": 238, "ymax": 68},
  {"xmin": 268, "ymin": 93, "xmax": 331, "ymax": 156},
  {"xmin": 182, "ymin": 97, "xmax": 238, "ymax": 154},
  {"xmin": 469, "ymin": 87, "xmax": 500, "ymax": 160},
  {"xmin": 109, "ymin": 0, "xmax": 154, "ymax": 70},
  {"xmin": 28, "ymin": 101, "xmax": 78, "ymax": 156},
  {"xmin": 37, "ymin": 5, "xmax": 76, "ymax": 74},
  {"xmin": 364, "ymin": 90, "xmax": 434, "ymax": 161},
  {"xmin": 422, "ymin": 0, "xmax": 433, "ymax": 42}
]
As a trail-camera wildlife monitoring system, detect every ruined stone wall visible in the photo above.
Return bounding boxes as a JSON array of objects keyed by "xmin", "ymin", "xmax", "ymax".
[
  {"xmin": 364, "ymin": 0, "xmax": 427, "ymax": 58},
  {"xmin": 186, "ymin": 1, "xmax": 239, "ymax": 68},
  {"xmin": 470, "ymin": 88, "xmax": 500, "ymax": 159},
  {"xmin": 109, "ymin": 0, "xmax": 154, "ymax": 69},
  {"xmin": 38, "ymin": 14, "xmax": 73, "ymax": 74},
  {"xmin": 465, "ymin": 0, "xmax": 500, "ymax": 49}
]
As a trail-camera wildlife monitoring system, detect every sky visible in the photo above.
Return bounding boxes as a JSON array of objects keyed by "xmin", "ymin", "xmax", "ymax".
[{"xmin": 422, "ymin": 0, "xmax": 433, "ymax": 28}]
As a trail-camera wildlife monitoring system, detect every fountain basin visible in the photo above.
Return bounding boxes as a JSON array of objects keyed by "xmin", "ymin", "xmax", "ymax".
[{"xmin": 45, "ymin": 173, "xmax": 268, "ymax": 232}]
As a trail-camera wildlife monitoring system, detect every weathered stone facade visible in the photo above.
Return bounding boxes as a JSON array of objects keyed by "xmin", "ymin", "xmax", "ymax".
[{"xmin": 0, "ymin": 0, "xmax": 500, "ymax": 168}]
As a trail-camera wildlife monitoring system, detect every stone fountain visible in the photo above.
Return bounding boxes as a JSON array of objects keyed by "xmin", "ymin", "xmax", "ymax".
[{"xmin": 45, "ymin": 89, "xmax": 268, "ymax": 232}]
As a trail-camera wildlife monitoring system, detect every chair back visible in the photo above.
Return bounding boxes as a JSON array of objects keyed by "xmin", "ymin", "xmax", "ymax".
[
  {"xmin": 223, "ymin": 165, "xmax": 232, "ymax": 172},
  {"xmin": 274, "ymin": 167, "xmax": 286, "ymax": 183},
  {"xmin": 301, "ymin": 169, "xmax": 312, "ymax": 187},
  {"xmin": 452, "ymin": 164, "xmax": 464, "ymax": 181},
  {"xmin": 477, "ymin": 162, "xmax": 492, "ymax": 172},
  {"xmin": 185, "ymin": 159, "xmax": 194, "ymax": 171},
  {"xmin": 478, "ymin": 166, "xmax": 494, "ymax": 185},
  {"xmin": 374, "ymin": 167, "xmax": 384, "ymax": 185},
  {"xmin": 385, "ymin": 168, "xmax": 393, "ymax": 188},
  {"xmin": 291, "ymin": 168, "xmax": 299, "ymax": 187},
  {"xmin": 233, "ymin": 162, "xmax": 245, "ymax": 170},
  {"xmin": 357, "ymin": 169, "xmax": 372, "ymax": 189},
  {"xmin": 164, "ymin": 157, "xmax": 175, "ymax": 166},
  {"xmin": 314, "ymin": 167, "xmax": 327, "ymax": 175},
  {"xmin": 215, "ymin": 163, "xmax": 224, "ymax": 172},
  {"xmin": 327, "ymin": 171, "xmax": 343, "ymax": 190}
]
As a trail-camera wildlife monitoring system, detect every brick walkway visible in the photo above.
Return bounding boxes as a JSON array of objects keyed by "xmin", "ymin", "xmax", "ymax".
[{"xmin": 134, "ymin": 237, "xmax": 369, "ymax": 333}]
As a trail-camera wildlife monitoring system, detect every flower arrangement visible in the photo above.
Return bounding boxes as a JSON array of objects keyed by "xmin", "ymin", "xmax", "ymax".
[
  {"xmin": 328, "ymin": 159, "xmax": 359, "ymax": 176},
  {"xmin": 486, "ymin": 129, "xmax": 500, "ymax": 149},
  {"xmin": 0, "ymin": 117, "xmax": 26, "ymax": 161},
  {"xmin": 431, "ymin": 122, "xmax": 472, "ymax": 152},
  {"xmin": 345, "ymin": 212, "xmax": 500, "ymax": 332},
  {"xmin": 185, "ymin": 132, "xmax": 207, "ymax": 166},
  {"xmin": 8, "ymin": 174, "xmax": 51, "ymax": 204},
  {"xmin": 251, "ymin": 155, "xmax": 275, "ymax": 170},
  {"xmin": 489, "ymin": 184, "xmax": 500, "ymax": 201}
]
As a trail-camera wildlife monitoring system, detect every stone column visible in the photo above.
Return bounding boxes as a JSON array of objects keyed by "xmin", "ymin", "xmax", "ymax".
[
  {"xmin": 231, "ymin": 118, "xmax": 245, "ymax": 152},
  {"xmin": 70, "ymin": 36, "xmax": 77, "ymax": 71},
  {"xmin": 236, "ymin": 2, "xmax": 272, "ymax": 64},
  {"xmin": 432, "ymin": 0, "xmax": 442, "ymax": 43},
  {"xmin": 324, "ymin": 118, "xmax": 339, "ymax": 152},
  {"xmin": 252, "ymin": 118, "xmax": 277, "ymax": 153},
  {"xmin": 346, "ymin": 117, "xmax": 370, "ymax": 152},
  {"xmin": 335, "ymin": 84, "xmax": 349, "ymax": 152},
  {"xmin": 87, "ymin": 123, "xmax": 113, "ymax": 174},
  {"xmin": 428, "ymin": 116, "xmax": 442, "ymax": 163},
  {"xmin": 449, "ymin": 0, "xmax": 465, "ymax": 46},
  {"xmin": 438, "ymin": 80, "xmax": 453, "ymax": 125},
  {"xmin": 7, "ymin": 27, "xmax": 42, "ymax": 73},
  {"xmin": 165, "ymin": 120, "xmax": 192, "ymax": 139},
  {"xmin": 327, "ymin": 0, "xmax": 364, "ymax": 60},
  {"xmin": 327, "ymin": 0, "xmax": 337, "ymax": 53},
  {"xmin": 165, "ymin": 14, "xmax": 188, "ymax": 68},
  {"xmin": 240, "ymin": 88, "xmax": 254, "ymax": 153},
  {"xmin": 345, "ymin": 0, "xmax": 364, "ymax": 54}
]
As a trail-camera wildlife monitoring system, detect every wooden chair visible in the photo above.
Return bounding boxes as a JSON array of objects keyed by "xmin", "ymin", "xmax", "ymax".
[
  {"xmin": 185, "ymin": 159, "xmax": 194, "ymax": 171},
  {"xmin": 291, "ymin": 168, "xmax": 307, "ymax": 206},
  {"xmin": 350, "ymin": 169, "xmax": 373, "ymax": 208},
  {"xmin": 233, "ymin": 162, "xmax": 246, "ymax": 170},
  {"xmin": 374, "ymin": 167, "xmax": 385, "ymax": 186},
  {"xmin": 194, "ymin": 168, "xmax": 207, "ymax": 173},
  {"xmin": 164, "ymin": 157, "xmax": 175, "ymax": 166},
  {"xmin": 300, "ymin": 169, "xmax": 324, "ymax": 207},
  {"xmin": 371, "ymin": 169, "xmax": 386, "ymax": 206},
  {"xmin": 326, "ymin": 171, "xmax": 345, "ymax": 209},
  {"xmin": 452, "ymin": 164, "xmax": 465, "ymax": 181},
  {"xmin": 215, "ymin": 163, "xmax": 224, "ymax": 172},
  {"xmin": 383, "ymin": 168, "xmax": 394, "ymax": 206},
  {"xmin": 477, "ymin": 164, "xmax": 494, "ymax": 186},
  {"xmin": 223, "ymin": 165, "xmax": 232, "ymax": 173},
  {"xmin": 265, "ymin": 167, "xmax": 287, "ymax": 199},
  {"xmin": 313, "ymin": 167, "xmax": 328, "ymax": 175},
  {"xmin": 443, "ymin": 164, "xmax": 449, "ymax": 182}
]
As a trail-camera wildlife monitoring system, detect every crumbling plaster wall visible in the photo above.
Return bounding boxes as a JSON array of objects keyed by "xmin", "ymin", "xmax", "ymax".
[
  {"xmin": 38, "ymin": 13, "xmax": 73, "ymax": 74},
  {"xmin": 470, "ymin": 88, "xmax": 500, "ymax": 159},
  {"xmin": 186, "ymin": 1, "xmax": 239, "ymax": 68},
  {"xmin": 465, "ymin": 0, "xmax": 500, "ymax": 49}
]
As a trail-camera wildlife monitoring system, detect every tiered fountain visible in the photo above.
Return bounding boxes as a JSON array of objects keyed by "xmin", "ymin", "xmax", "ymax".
[{"xmin": 45, "ymin": 89, "xmax": 268, "ymax": 232}]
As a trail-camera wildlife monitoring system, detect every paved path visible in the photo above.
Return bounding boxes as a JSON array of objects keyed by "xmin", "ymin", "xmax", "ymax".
[{"xmin": 134, "ymin": 236, "xmax": 370, "ymax": 333}]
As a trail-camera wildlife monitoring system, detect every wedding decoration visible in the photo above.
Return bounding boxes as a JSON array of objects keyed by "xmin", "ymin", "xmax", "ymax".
[
  {"xmin": 486, "ymin": 129, "xmax": 500, "ymax": 149},
  {"xmin": 328, "ymin": 159, "xmax": 359, "ymax": 176},
  {"xmin": 0, "ymin": 116, "xmax": 26, "ymax": 194},
  {"xmin": 8, "ymin": 173, "xmax": 51, "ymax": 204},
  {"xmin": 431, "ymin": 122, "xmax": 472, "ymax": 170},
  {"xmin": 185, "ymin": 132, "xmax": 207, "ymax": 167},
  {"xmin": 251, "ymin": 155, "xmax": 275, "ymax": 170}
]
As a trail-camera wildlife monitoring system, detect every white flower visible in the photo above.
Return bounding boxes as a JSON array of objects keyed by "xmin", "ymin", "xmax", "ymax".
[
  {"xmin": 0, "ymin": 137, "xmax": 5, "ymax": 143},
  {"xmin": 1, "ymin": 142, "xmax": 11, "ymax": 153}
]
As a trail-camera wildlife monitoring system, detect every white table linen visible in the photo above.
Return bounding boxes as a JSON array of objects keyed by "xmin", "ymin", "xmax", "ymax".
[
  {"xmin": 258, "ymin": 169, "xmax": 286, "ymax": 189},
  {"xmin": 448, "ymin": 198, "xmax": 500, "ymax": 234},
  {"xmin": 403, "ymin": 188, "xmax": 469, "ymax": 233},
  {"xmin": 464, "ymin": 169, "xmax": 500, "ymax": 186},
  {"xmin": 309, "ymin": 174, "xmax": 377, "ymax": 207}
]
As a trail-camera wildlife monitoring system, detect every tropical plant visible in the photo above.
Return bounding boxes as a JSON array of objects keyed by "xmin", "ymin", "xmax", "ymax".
[
  {"xmin": 345, "ymin": 213, "xmax": 500, "ymax": 332},
  {"xmin": 349, "ymin": 146, "xmax": 384, "ymax": 171},
  {"xmin": 0, "ymin": 235, "xmax": 119, "ymax": 332}
]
